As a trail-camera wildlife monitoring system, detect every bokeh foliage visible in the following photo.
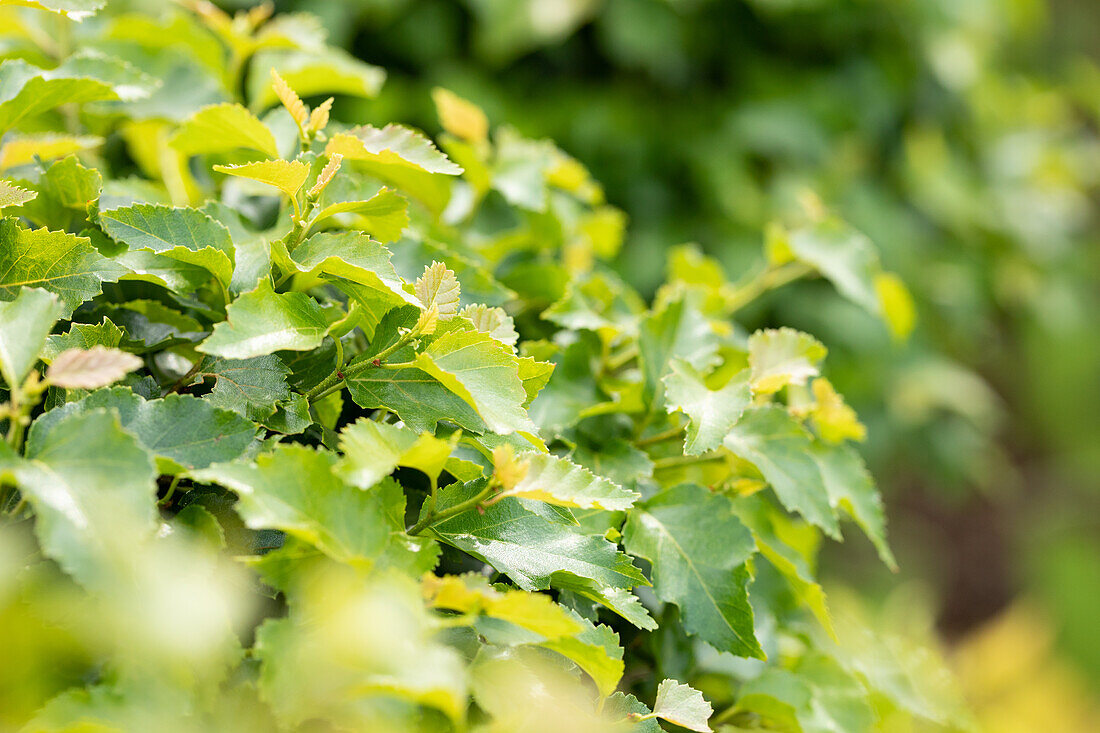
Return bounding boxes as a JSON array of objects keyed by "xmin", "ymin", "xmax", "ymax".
[{"xmin": 272, "ymin": 0, "xmax": 1100, "ymax": 690}]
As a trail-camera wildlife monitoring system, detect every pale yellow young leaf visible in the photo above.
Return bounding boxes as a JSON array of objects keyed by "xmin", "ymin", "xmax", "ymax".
[
  {"xmin": 46, "ymin": 346, "xmax": 142, "ymax": 389},
  {"xmin": 810, "ymin": 378, "xmax": 866, "ymax": 443},
  {"xmin": 306, "ymin": 153, "xmax": 342, "ymax": 199},
  {"xmin": 308, "ymin": 97, "xmax": 333, "ymax": 134},
  {"xmin": 748, "ymin": 327, "xmax": 827, "ymax": 394},
  {"xmin": 491, "ymin": 444, "xmax": 530, "ymax": 491},
  {"xmin": 270, "ymin": 68, "xmax": 308, "ymax": 128},
  {"xmin": 461, "ymin": 304, "xmax": 518, "ymax": 347},
  {"xmin": 415, "ymin": 261, "xmax": 461, "ymax": 319},
  {"xmin": 432, "ymin": 87, "xmax": 489, "ymax": 144},
  {"xmin": 0, "ymin": 179, "xmax": 36, "ymax": 208}
]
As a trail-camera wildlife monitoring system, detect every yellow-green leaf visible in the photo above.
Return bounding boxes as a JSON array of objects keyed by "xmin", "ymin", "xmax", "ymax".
[
  {"xmin": 214, "ymin": 159, "xmax": 310, "ymax": 200},
  {"xmin": 171, "ymin": 103, "xmax": 279, "ymax": 158}
]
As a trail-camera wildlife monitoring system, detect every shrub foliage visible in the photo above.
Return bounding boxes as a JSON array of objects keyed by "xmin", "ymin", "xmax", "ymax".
[{"xmin": 0, "ymin": 2, "xmax": 962, "ymax": 731}]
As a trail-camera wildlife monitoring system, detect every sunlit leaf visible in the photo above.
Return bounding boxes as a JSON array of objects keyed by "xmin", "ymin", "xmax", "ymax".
[{"xmin": 171, "ymin": 103, "xmax": 279, "ymax": 158}]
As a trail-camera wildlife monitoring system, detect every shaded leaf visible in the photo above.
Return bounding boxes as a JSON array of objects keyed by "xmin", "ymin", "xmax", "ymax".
[
  {"xmin": 194, "ymin": 354, "xmax": 292, "ymax": 420},
  {"xmin": 724, "ymin": 406, "xmax": 839, "ymax": 537},
  {"xmin": 0, "ymin": 287, "xmax": 60, "ymax": 387},
  {"xmin": 811, "ymin": 441, "xmax": 896, "ymax": 570},
  {"xmin": 31, "ymin": 387, "xmax": 258, "ymax": 474},
  {"xmin": 42, "ymin": 318, "xmax": 123, "ymax": 361}
]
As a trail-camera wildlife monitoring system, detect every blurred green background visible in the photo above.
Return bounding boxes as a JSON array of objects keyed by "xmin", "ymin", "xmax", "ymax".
[{"xmin": 217, "ymin": 0, "xmax": 1100, "ymax": 723}]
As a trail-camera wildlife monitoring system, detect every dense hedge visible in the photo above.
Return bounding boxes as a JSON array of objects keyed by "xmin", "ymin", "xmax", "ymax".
[
  {"xmin": 1, "ymin": 2, "xmax": 978, "ymax": 731},
  {"xmin": 290, "ymin": 0, "xmax": 1100, "ymax": 679}
]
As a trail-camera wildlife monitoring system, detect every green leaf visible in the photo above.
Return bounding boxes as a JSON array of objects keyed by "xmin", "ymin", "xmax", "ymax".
[
  {"xmin": 254, "ymin": 572, "xmax": 464, "ymax": 729},
  {"xmin": 193, "ymin": 445, "xmax": 424, "ymax": 569},
  {"xmin": 0, "ymin": 219, "xmax": 125, "ymax": 317},
  {"xmin": 0, "ymin": 54, "xmax": 152, "ymax": 133},
  {"xmin": 326, "ymin": 125, "xmax": 461, "ymax": 212},
  {"xmin": 0, "ymin": 287, "xmax": 60, "ymax": 387},
  {"xmin": 549, "ymin": 571, "xmax": 657, "ymax": 630},
  {"xmin": 0, "ymin": 0, "xmax": 104, "ymax": 21},
  {"xmin": 98, "ymin": 203, "xmax": 235, "ymax": 288},
  {"xmin": 412, "ymin": 328, "xmax": 535, "ymax": 435},
  {"xmin": 622, "ymin": 484, "xmax": 764, "ymax": 659},
  {"xmin": 539, "ymin": 615, "xmax": 625, "ymax": 699},
  {"xmin": 427, "ymin": 478, "xmax": 647, "ymax": 592},
  {"xmin": 9, "ymin": 155, "xmax": 100, "ymax": 231},
  {"xmin": 14, "ymin": 409, "xmax": 157, "ymax": 590},
  {"xmin": 663, "ymin": 360, "xmax": 751, "ymax": 455},
  {"xmin": 731, "ymin": 495, "xmax": 834, "ymax": 636},
  {"xmin": 639, "ymin": 296, "xmax": 720, "ymax": 410},
  {"xmin": 0, "ymin": 179, "xmax": 35, "ymax": 208},
  {"xmin": 723, "ymin": 406, "xmax": 839, "ymax": 537},
  {"xmin": 289, "ymin": 231, "xmax": 418, "ymax": 308},
  {"xmin": 199, "ymin": 280, "xmax": 330, "ymax": 359},
  {"xmin": 516, "ymin": 355, "xmax": 554, "ymax": 405},
  {"xmin": 42, "ymin": 318, "xmax": 123, "ymax": 361},
  {"xmin": 193, "ymin": 354, "xmax": 292, "ymax": 421},
  {"xmin": 737, "ymin": 657, "xmax": 875, "ymax": 733},
  {"xmin": 347, "ymin": 361, "xmax": 489, "ymax": 434},
  {"xmin": 748, "ymin": 327, "xmax": 827, "ymax": 395},
  {"xmin": 811, "ymin": 441, "xmax": 896, "ymax": 570},
  {"xmin": 312, "ymin": 187, "xmax": 409, "ymax": 243},
  {"xmin": 30, "ymin": 388, "xmax": 259, "ymax": 473},
  {"xmin": 249, "ymin": 49, "xmax": 385, "ymax": 111},
  {"xmin": 214, "ymin": 159, "xmax": 310, "ymax": 200},
  {"xmin": 652, "ymin": 679, "xmax": 713, "ymax": 733},
  {"xmin": 788, "ymin": 219, "xmax": 882, "ymax": 315},
  {"xmin": 170, "ymin": 103, "xmax": 279, "ymax": 158},
  {"xmin": 336, "ymin": 419, "xmax": 415, "ymax": 488},
  {"xmin": 499, "ymin": 452, "xmax": 639, "ymax": 511}
]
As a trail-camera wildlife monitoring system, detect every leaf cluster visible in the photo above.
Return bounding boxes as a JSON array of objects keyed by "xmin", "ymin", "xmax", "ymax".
[{"xmin": 0, "ymin": 3, "xmax": 968, "ymax": 732}]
